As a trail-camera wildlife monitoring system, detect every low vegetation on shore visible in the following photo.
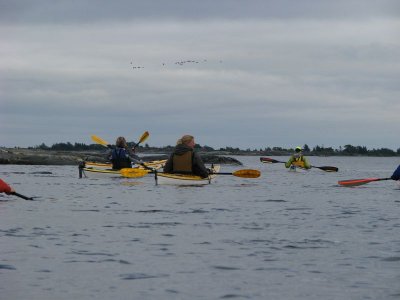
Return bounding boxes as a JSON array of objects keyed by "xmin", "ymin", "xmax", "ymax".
[
  {"xmin": 1, "ymin": 142, "xmax": 398, "ymax": 166},
  {"xmin": 26, "ymin": 142, "xmax": 400, "ymax": 157}
]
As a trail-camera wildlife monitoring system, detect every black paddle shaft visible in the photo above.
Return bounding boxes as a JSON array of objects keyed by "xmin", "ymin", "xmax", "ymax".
[{"xmin": 12, "ymin": 192, "xmax": 34, "ymax": 200}]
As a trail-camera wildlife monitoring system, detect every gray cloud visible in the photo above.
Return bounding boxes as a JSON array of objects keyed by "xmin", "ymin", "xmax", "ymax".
[
  {"xmin": 1, "ymin": 1, "xmax": 399, "ymax": 150},
  {"xmin": 1, "ymin": 0, "xmax": 399, "ymax": 24}
]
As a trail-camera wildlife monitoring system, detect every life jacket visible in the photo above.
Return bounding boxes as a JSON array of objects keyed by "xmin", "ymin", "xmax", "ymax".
[
  {"xmin": 172, "ymin": 151, "xmax": 193, "ymax": 173},
  {"xmin": 111, "ymin": 148, "xmax": 131, "ymax": 170},
  {"xmin": 291, "ymin": 155, "xmax": 306, "ymax": 168}
]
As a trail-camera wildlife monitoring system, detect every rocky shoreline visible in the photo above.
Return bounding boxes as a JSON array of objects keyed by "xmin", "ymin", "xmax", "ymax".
[{"xmin": 0, "ymin": 148, "xmax": 242, "ymax": 166}]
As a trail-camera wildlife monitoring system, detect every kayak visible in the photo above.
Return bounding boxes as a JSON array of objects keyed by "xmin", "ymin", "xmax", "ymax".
[
  {"xmin": 84, "ymin": 160, "xmax": 166, "ymax": 169},
  {"xmin": 288, "ymin": 165, "xmax": 309, "ymax": 173},
  {"xmin": 79, "ymin": 160, "xmax": 165, "ymax": 178},
  {"xmin": 155, "ymin": 165, "xmax": 220, "ymax": 186}
]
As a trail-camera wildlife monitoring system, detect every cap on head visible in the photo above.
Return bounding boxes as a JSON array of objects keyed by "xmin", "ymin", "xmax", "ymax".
[{"xmin": 295, "ymin": 146, "xmax": 302, "ymax": 152}]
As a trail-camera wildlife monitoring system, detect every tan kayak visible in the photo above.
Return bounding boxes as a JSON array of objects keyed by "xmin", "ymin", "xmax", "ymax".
[{"xmin": 155, "ymin": 165, "xmax": 220, "ymax": 185}]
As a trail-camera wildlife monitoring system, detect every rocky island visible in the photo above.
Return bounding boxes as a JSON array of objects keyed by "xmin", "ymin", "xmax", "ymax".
[{"xmin": 0, "ymin": 148, "xmax": 242, "ymax": 166}]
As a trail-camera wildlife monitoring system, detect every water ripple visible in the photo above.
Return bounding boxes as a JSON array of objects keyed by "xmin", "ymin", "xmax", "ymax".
[
  {"xmin": 120, "ymin": 273, "xmax": 169, "ymax": 280},
  {"xmin": 68, "ymin": 250, "xmax": 117, "ymax": 256},
  {"xmin": 381, "ymin": 257, "xmax": 400, "ymax": 262},
  {"xmin": 212, "ymin": 265, "xmax": 242, "ymax": 271},
  {"xmin": 0, "ymin": 264, "xmax": 16, "ymax": 270}
]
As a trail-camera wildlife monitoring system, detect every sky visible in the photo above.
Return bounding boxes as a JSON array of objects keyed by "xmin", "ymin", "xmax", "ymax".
[{"xmin": 1, "ymin": 0, "xmax": 399, "ymax": 150}]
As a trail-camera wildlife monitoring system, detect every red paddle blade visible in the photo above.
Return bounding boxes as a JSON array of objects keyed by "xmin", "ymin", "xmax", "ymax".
[{"xmin": 338, "ymin": 178, "xmax": 380, "ymax": 187}]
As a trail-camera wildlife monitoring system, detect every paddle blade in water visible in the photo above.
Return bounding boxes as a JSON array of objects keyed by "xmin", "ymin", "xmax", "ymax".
[
  {"xmin": 315, "ymin": 166, "xmax": 339, "ymax": 172},
  {"xmin": 120, "ymin": 168, "xmax": 150, "ymax": 178},
  {"xmin": 232, "ymin": 169, "xmax": 261, "ymax": 178}
]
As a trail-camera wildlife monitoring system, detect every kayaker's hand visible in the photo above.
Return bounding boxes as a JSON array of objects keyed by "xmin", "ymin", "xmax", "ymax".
[{"xmin": 391, "ymin": 174, "xmax": 399, "ymax": 181}]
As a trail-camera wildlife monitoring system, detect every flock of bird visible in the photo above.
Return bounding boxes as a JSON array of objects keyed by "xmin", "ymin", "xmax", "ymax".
[{"xmin": 130, "ymin": 59, "xmax": 223, "ymax": 70}]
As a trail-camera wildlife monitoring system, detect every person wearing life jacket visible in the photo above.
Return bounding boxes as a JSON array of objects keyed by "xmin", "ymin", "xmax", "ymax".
[
  {"xmin": 391, "ymin": 165, "xmax": 400, "ymax": 181},
  {"xmin": 285, "ymin": 146, "xmax": 311, "ymax": 169},
  {"xmin": 0, "ymin": 179, "xmax": 15, "ymax": 194},
  {"xmin": 109, "ymin": 136, "xmax": 141, "ymax": 170},
  {"xmin": 163, "ymin": 135, "xmax": 209, "ymax": 178}
]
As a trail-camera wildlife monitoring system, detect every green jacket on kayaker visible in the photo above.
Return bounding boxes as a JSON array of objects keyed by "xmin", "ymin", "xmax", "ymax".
[
  {"xmin": 163, "ymin": 135, "xmax": 209, "ymax": 178},
  {"xmin": 285, "ymin": 146, "xmax": 311, "ymax": 169}
]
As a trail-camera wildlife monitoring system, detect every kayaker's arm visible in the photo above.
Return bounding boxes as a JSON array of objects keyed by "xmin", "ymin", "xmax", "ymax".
[
  {"xmin": 285, "ymin": 156, "xmax": 294, "ymax": 168},
  {"xmin": 163, "ymin": 154, "xmax": 174, "ymax": 173},
  {"xmin": 193, "ymin": 153, "xmax": 209, "ymax": 178},
  {"xmin": 302, "ymin": 156, "xmax": 311, "ymax": 169}
]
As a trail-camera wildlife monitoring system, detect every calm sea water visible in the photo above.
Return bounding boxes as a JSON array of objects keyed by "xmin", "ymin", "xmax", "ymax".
[{"xmin": 1, "ymin": 156, "xmax": 399, "ymax": 300}]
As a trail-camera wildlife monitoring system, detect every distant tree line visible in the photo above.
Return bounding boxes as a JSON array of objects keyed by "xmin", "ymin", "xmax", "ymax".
[
  {"xmin": 30, "ymin": 142, "xmax": 105, "ymax": 151},
  {"xmin": 30, "ymin": 142, "xmax": 400, "ymax": 156}
]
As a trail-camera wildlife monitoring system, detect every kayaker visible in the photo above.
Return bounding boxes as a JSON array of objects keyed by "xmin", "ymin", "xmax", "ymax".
[
  {"xmin": 285, "ymin": 146, "xmax": 311, "ymax": 169},
  {"xmin": 391, "ymin": 165, "xmax": 400, "ymax": 180},
  {"xmin": 0, "ymin": 179, "xmax": 15, "ymax": 194},
  {"xmin": 163, "ymin": 135, "xmax": 209, "ymax": 178},
  {"xmin": 109, "ymin": 136, "xmax": 142, "ymax": 170}
]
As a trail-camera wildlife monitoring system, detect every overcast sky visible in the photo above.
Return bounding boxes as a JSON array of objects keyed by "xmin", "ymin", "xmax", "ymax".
[{"xmin": 1, "ymin": 0, "xmax": 399, "ymax": 150}]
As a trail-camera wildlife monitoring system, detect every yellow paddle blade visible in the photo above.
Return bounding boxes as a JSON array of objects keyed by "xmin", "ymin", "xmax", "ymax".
[
  {"xmin": 138, "ymin": 131, "xmax": 150, "ymax": 144},
  {"xmin": 120, "ymin": 168, "xmax": 150, "ymax": 178},
  {"xmin": 91, "ymin": 135, "xmax": 109, "ymax": 147},
  {"xmin": 232, "ymin": 169, "xmax": 261, "ymax": 178}
]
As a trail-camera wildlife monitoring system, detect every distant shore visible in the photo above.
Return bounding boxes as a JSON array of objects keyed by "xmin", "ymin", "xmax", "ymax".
[
  {"xmin": 0, "ymin": 148, "xmax": 243, "ymax": 166},
  {"xmin": 1, "ymin": 146, "xmax": 399, "ymax": 166}
]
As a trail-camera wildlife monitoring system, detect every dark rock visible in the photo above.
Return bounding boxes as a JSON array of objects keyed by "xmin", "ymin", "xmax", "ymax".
[
  {"xmin": 0, "ymin": 148, "xmax": 242, "ymax": 165},
  {"xmin": 201, "ymin": 154, "xmax": 242, "ymax": 165}
]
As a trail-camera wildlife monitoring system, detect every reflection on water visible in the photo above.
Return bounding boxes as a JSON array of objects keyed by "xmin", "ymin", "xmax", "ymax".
[{"xmin": 0, "ymin": 156, "xmax": 399, "ymax": 300}]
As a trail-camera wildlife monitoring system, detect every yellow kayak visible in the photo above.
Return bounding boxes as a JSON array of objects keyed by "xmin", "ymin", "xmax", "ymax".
[
  {"xmin": 84, "ymin": 160, "xmax": 166, "ymax": 169},
  {"xmin": 79, "ymin": 160, "xmax": 165, "ymax": 178}
]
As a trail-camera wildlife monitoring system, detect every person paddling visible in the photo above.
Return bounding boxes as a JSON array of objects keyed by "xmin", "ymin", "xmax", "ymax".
[
  {"xmin": 163, "ymin": 135, "xmax": 209, "ymax": 178},
  {"xmin": 0, "ymin": 179, "xmax": 15, "ymax": 194},
  {"xmin": 391, "ymin": 165, "xmax": 400, "ymax": 181},
  {"xmin": 109, "ymin": 136, "xmax": 142, "ymax": 170},
  {"xmin": 285, "ymin": 146, "xmax": 311, "ymax": 170}
]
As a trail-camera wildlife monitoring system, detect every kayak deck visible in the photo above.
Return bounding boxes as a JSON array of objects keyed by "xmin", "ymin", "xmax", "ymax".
[
  {"xmin": 155, "ymin": 165, "xmax": 220, "ymax": 185},
  {"xmin": 79, "ymin": 160, "xmax": 165, "ymax": 178},
  {"xmin": 288, "ymin": 165, "xmax": 309, "ymax": 173}
]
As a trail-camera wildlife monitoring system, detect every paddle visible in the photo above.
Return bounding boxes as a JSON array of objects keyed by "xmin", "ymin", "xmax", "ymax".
[
  {"xmin": 120, "ymin": 168, "xmax": 261, "ymax": 179},
  {"xmin": 91, "ymin": 131, "xmax": 149, "ymax": 149},
  {"xmin": 91, "ymin": 135, "xmax": 111, "ymax": 148},
  {"xmin": 338, "ymin": 177, "xmax": 392, "ymax": 187},
  {"xmin": 10, "ymin": 192, "xmax": 34, "ymax": 200},
  {"xmin": 214, "ymin": 169, "xmax": 261, "ymax": 178},
  {"xmin": 120, "ymin": 168, "xmax": 151, "ymax": 178},
  {"xmin": 132, "ymin": 131, "xmax": 149, "ymax": 150},
  {"xmin": 259, "ymin": 157, "xmax": 338, "ymax": 172}
]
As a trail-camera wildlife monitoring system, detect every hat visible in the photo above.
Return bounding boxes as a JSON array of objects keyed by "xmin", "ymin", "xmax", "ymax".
[{"xmin": 295, "ymin": 146, "xmax": 302, "ymax": 152}]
